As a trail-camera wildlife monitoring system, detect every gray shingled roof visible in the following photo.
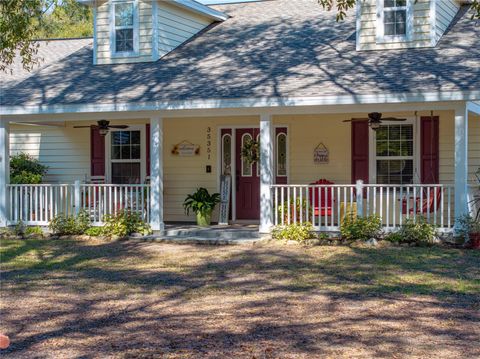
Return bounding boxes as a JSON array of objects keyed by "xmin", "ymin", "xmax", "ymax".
[{"xmin": 1, "ymin": 0, "xmax": 479, "ymax": 109}]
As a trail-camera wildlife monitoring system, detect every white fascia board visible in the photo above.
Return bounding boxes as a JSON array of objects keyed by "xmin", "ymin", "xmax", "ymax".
[
  {"xmin": 170, "ymin": 0, "xmax": 228, "ymax": 21},
  {"xmin": 1, "ymin": 90, "xmax": 479, "ymax": 116}
]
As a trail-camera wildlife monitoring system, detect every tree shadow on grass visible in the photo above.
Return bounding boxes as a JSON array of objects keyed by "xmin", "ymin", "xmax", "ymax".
[{"xmin": 1, "ymin": 241, "xmax": 479, "ymax": 357}]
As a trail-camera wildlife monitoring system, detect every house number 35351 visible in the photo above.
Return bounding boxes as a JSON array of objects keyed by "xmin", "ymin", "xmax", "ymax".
[{"xmin": 206, "ymin": 127, "xmax": 212, "ymax": 160}]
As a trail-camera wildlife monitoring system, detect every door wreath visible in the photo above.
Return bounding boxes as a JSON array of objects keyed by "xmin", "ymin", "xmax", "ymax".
[{"xmin": 241, "ymin": 137, "xmax": 260, "ymax": 165}]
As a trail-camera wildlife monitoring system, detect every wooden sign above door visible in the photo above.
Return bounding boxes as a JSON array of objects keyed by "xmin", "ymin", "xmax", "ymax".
[{"xmin": 172, "ymin": 140, "xmax": 200, "ymax": 156}]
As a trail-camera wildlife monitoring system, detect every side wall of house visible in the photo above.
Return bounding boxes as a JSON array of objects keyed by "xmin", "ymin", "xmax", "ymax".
[
  {"xmin": 95, "ymin": 0, "xmax": 213, "ymax": 65},
  {"xmin": 9, "ymin": 111, "xmax": 480, "ymax": 222},
  {"xmin": 157, "ymin": 1, "xmax": 212, "ymax": 58},
  {"xmin": 358, "ymin": 0, "xmax": 431, "ymax": 51}
]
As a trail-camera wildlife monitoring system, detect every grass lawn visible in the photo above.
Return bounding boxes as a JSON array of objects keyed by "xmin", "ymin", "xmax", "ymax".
[{"xmin": 0, "ymin": 239, "xmax": 479, "ymax": 358}]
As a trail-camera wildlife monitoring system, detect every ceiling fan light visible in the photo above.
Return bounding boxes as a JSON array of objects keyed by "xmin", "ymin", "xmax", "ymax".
[
  {"xmin": 99, "ymin": 128, "xmax": 109, "ymax": 136},
  {"xmin": 370, "ymin": 122, "xmax": 381, "ymax": 131}
]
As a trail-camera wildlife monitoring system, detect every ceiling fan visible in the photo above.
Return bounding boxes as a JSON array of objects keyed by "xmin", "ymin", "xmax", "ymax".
[
  {"xmin": 74, "ymin": 120, "xmax": 129, "ymax": 136},
  {"xmin": 343, "ymin": 112, "xmax": 407, "ymax": 130}
]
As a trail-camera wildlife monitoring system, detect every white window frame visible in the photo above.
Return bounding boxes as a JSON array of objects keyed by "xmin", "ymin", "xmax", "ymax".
[
  {"xmin": 105, "ymin": 125, "xmax": 146, "ymax": 183},
  {"xmin": 376, "ymin": 0, "xmax": 413, "ymax": 43},
  {"xmin": 369, "ymin": 118, "xmax": 420, "ymax": 185},
  {"xmin": 110, "ymin": 0, "xmax": 139, "ymax": 57}
]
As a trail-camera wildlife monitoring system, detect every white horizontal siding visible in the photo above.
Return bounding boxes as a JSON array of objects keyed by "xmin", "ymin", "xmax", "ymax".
[
  {"xmin": 94, "ymin": 0, "xmax": 213, "ymax": 64},
  {"xmin": 9, "ymin": 126, "xmax": 90, "ymax": 183},
  {"xmin": 157, "ymin": 1, "xmax": 212, "ymax": 58},
  {"xmin": 435, "ymin": 0, "xmax": 460, "ymax": 43}
]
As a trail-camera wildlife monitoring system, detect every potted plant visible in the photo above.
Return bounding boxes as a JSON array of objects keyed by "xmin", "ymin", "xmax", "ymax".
[
  {"xmin": 456, "ymin": 214, "xmax": 480, "ymax": 249},
  {"xmin": 183, "ymin": 188, "xmax": 221, "ymax": 226}
]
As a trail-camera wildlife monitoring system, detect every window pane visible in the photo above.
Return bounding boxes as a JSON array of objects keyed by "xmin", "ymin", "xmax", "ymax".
[
  {"xmin": 376, "ymin": 141, "xmax": 389, "ymax": 156},
  {"xmin": 116, "ymin": 29, "xmax": 134, "ymax": 52},
  {"xmin": 384, "ymin": 11, "xmax": 395, "ymax": 23},
  {"xmin": 112, "ymin": 145, "xmax": 121, "ymax": 160},
  {"xmin": 376, "ymin": 126, "xmax": 388, "ymax": 141},
  {"xmin": 241, "ymin": 134, "xmax": 253, "ymax": 177},
  {"xmin": 389, "ymin": 125, "xmax": 401, "ymax": 140},
  {"xmin": 121, "ymin": 145, "xmax": 130, "ymax": 159},
  {"xmin": 401, "ymin": 140, "xmax": 413, "ymax": 156},
  {"xmin": 131, "ymin": 131, "xmax": 140, "ymax": 144},
  {"xmin": 376, "ymin": 159, "xmax": 413, "ymax": 184},
  {"xmin": 131, "ymin": 145, "xmax": 140, "ymax": 159},
  {"xmin": 277, "ymin": 134, "xmax": 287, "ymax": 177},
  {"xmin": 115, "ymin": 3, "xmax": 133, "ymax": 27},
  {"xmin": 384, "ymin": 0, "xmax": 395, "ymax": 8},
  {"xmin": 396, "ymin": 0, "xmax": 407, "ymax": 7},
  {"xmin": 388, "ymin": 141, "xmax": 401, "ymax": 156},
  {"xmin": 400, "ymin": 125, "xmax": 413, "ymax": 140},
  {"xmin": 384, "ymin": 23, "xmax": 395, "ymax": 36},
  {"xmin": 111, "ymin": 163, "xmax": 140, "ymax": 184}
]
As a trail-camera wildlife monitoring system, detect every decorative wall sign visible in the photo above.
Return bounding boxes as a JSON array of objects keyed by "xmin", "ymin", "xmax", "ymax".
[
  {"xmin": 314, "ymin": 143, "xmax": 329, "ymax": 164},
  {"xmin": 171, "ymin": 140, "xmax": 200, "ymax": 156},
  {"xmin": 218, "ymin": 175, "xmax": 231, "ymax": 225}
]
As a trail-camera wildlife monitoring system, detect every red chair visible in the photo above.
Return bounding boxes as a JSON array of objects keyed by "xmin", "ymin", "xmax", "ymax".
[
  {"xmin": 402, "ymin": 187, "xmax": 442, "ymax": 215},
  {"xmin": 308, "ymin": 179, "xmax": 335, "ymax": 216}
]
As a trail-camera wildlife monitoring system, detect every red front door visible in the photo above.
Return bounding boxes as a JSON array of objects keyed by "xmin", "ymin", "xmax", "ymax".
[{"xmin": 236, "ymin": 128, "xmax": 260, "ymax": 220}]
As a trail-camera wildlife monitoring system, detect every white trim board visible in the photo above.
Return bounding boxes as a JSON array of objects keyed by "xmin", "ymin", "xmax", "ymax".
[{"xmin": 2, "ymin": 91, "xmax": 479, "ymax": 116}]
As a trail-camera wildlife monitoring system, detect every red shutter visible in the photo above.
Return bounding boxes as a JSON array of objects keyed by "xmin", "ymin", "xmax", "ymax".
[
  {"xmin": 420, "ymin": 116, "xmax": 439, "ymax": 184},
  {"xmin": 146, "ymin": 123, "xmax": 150, "ymax": 176},
  {"xmin": 90, "ymin": 126, "xmax": 105, "ymax": 177},
  {"xmin": 351, "ymin": 120, "xmax": 369, "ymax": 184}
]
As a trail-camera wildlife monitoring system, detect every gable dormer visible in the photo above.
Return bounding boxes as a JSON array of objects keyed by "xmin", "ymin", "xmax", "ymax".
[
  {"xmin": 78, "ymin": 0, "xmax": 227, "ymax": 65},
  {"xmin": 356, "ymin": 0, "xmax": 462, "ymax": 51}
]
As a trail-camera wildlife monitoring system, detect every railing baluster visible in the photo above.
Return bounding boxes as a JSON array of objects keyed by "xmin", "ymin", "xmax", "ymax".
[
  {"xmin": 281, "ymin": 186, "xmax": 285, "ymax": 226},
  {"xmin": 287, "ymin": 187, "xmax": 291, "ymax": 225},
  {"xmin": 440, "ymin": 186, "xmax": 444, "ymax": 228},
  {"xmin": 447, "ymin": 186, "xmax": 452, "ymax": 228},
  {"xmin": 386, "ymin": 186, "xmax": 390, "ymax": 229},
  {"xmin": 318, "ymin": 187, "xmax": 322, "ymax": 229},
  {"xmin": 274, "ymin": 187, "xmax": 278, "ymax": 226},
  {"xmin": 299, "ymin": 186, "xmax": 303, "ymax": 224}
]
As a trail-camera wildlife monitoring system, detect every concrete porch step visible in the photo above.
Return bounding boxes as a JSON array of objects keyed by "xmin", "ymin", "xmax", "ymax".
[
  {"xmin": 162, "ymin": 224, "xmax": 262, "ymax": 240},
  {"xmin": 136, "ymin": 235, "xmax": 269, "ymax": 245}
]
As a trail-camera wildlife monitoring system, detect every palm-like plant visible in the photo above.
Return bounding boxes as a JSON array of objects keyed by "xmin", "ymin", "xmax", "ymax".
[{"xmin": 183, "ymin": 188, "xmax": 221, "ymax": 225}]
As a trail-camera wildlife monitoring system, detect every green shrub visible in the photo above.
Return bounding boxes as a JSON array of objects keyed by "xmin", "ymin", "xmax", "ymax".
[
  {"xmin": 385, "ymin": 217, "xmax": 437, "ymax": 245},
  {"xmin": 272, "ymin": 222, "xmax": 316, "ymax": 243},
  {"xmin": 340, "ymin": 215, "xmax": 382, "ymax": 241},
  {"xmin": 101, "ymin": 210, "xmax": 152, "ymax": 237},
  {"xmin": 277, "ymin": 198, "xmax": 307, "ymax": 224},
  {"xmin": 10, "ymin": 153, "xmax": 48, "ymax": 184},
  {"xmin": 453, "ymin": 214, "xmax": 480, "ymax": 243},
  {"xmin": 49, "ymin": 210, "xmax": 90, "ymax": 235},
  {"xmin": 25, "ymin": 226, "xmax": 43, "ymax": 236},
  {"xmin": 84, "ymin": 226, "xmax": 104, "ymax": 237}
]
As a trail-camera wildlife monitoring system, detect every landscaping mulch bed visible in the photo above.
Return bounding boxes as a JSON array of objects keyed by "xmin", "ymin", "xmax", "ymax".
[{"xmin": 1, "ymin": 239, "xmax": 479, "ymax": 358}]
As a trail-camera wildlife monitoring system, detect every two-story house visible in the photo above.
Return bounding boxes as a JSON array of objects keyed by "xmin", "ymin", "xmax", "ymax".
[{"xmin": 0, "ymin": 0, "xmax": 479, "ymax": 235}]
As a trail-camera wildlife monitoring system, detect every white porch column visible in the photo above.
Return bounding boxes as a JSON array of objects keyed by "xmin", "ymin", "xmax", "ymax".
[
  {"xmin": 454, "ymin": 104, "xmax": 468, "ymax": 230},
  {"xmin": 150, "ymin": 116, "xmax": 164, "ymax": 232},
  {"xmin": 0, "ymin": 121, "xmax": 10, "ymax": 227},
  {"xmin": 259, "ymin": 114, "xmax": 274, "ymax": 233}
]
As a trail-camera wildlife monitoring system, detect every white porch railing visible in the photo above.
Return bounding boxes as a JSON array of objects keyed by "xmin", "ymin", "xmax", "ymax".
[
  {"xmin": 7, "ymin": 183, "xmax": 150, "ymax": 226},
  {"xmin": 271, "ymin": 183, "xmax": 455, "ymax": 232}
]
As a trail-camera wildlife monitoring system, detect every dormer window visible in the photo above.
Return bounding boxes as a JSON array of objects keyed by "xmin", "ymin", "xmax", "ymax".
[
  {"xmin": 111, "ymin": 0, "xmax": 138, "ymax": 56},
  {"xmin": 376, "ymin": 0, "xmax": 412, "ymax": 43}
]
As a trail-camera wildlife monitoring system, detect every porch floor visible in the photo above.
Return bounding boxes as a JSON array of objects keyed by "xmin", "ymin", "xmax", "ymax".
[{"xmin": 139, "ymin": 223, "xmax": 267, "ymax": 244}]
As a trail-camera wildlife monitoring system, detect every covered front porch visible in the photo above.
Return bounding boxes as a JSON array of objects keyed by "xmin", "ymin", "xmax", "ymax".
[{"xmin": 0, "ymin": 101, "xmax": 479, "ymax": 234}]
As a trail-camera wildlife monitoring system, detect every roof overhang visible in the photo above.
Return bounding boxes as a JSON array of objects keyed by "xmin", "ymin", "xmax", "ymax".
[
  {"xmin": 1, "ymin": 91, "xmax": 479, "ymax": 117},
  {"xmin": 75, "ymin": 0, "xmax": 228, "ymax": 22}
]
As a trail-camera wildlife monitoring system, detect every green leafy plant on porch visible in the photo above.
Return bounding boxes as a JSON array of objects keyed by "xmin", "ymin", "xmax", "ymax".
[
  {"xmin": 49, "ymin": 210, "xmax": 90, "ymax": 235},
  {"xmin": 183, "ymin": 188, "xmax": 220, "ymax": 226},
  {"xmin": 384, "ymin": 217, "xmax": 438, "ymax": 245},
  {"xmin": 277, "ymin": 198, "xmax": 307, "ymax": 224},
  {"xmin": 272, "ymin": 222, "xmax": 316, "ymax": 243},
  {"xmin": 340, "ymin": 215, "xmax": 382, "ymax": 241},
  {"xmin": 101, "ymin": 210, "xmax": 152, "ymax": 237},
  {"xmin": 10, "ymin": 153, "xmax": 48, "ymax": 184}
]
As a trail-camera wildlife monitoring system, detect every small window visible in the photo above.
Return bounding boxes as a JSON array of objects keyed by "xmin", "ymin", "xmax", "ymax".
[
  {"xmin": 112, "ymin": 1, "xmax": 136, "ymax": 54},
  {"xmin": 375, "ymin": 124, "xmax": 414, "ymax": 184},
  {"xmin": 276, "ymin": 133, "xmax": 287, "ymax": 177},
  {"xmin": 383, "ymin": 0, "xmax": 407, "ymax": 37}
]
